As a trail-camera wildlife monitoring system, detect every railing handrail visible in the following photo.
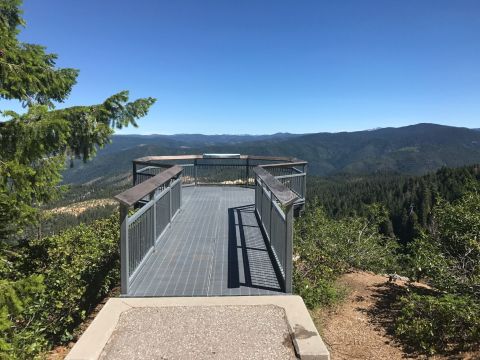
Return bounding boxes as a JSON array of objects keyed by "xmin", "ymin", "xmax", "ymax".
[
  {"xmin": 114, "ymin": 165, "xmax": 183, "ymax": 207},
  {"xmin": 253, "ymin": 166, "xmax": 298, "ymax": 206},
  {"xmin": 259, "ymin": 161, "xmax": 308, "ymax": 168},
  {"xmin": 134, "ymin": 154, "xmax": 301, "ymax": 163}
]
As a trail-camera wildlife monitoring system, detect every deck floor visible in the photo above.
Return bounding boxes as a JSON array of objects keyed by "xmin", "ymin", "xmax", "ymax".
[{"xmin": 128, "ymin": 186, "xmax": 283, "ymax": 297}]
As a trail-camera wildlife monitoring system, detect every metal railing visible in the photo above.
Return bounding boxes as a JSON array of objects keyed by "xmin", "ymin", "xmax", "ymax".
[
  {"xmin": 115, "ymin": 166, "xmax": 183, "ymax": 294},
  {"xmin": 115, "ymin": 154, "xmax": 306, "ymax": 295},
  {"xmin": 259, "ymin": 163, "xmax": 306, "ymax": 200},
  {"xmin": 254, "ymin": 167, "xmax": 297, "ymax": 292},
  {"xmin": 132, "ymin": 155, "xmax": 307, "ymax": 202},
  {"xmin": 275, "ymin": 173, "xmax": 306, "ymax": 199}
]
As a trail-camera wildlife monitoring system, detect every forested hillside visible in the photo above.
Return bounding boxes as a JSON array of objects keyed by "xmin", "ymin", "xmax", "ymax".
[
  {"xmin": 307, "ymin": 164, "xmax": 480, "ymax": 243},
  {"xmin": 63, "ymin": 123, "xmax": 480, "ymax": 184},
  {"xmin": 296, "ymin": 165, "xmax": 480, "ymax": 355}
]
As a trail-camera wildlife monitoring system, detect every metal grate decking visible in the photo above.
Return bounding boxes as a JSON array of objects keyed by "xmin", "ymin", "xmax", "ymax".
[{"xmin": 127, "ymin": 186, "xmax": 283, "ymax": 297}]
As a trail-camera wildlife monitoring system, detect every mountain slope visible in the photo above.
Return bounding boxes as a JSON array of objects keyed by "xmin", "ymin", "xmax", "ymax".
[
  {"xmin": 62, "ymin": 123, "xmax": 480, "ymax": 184},
  {"xmin": 201, "ymin": 123, "xmax": 480, "ymax": 175}
]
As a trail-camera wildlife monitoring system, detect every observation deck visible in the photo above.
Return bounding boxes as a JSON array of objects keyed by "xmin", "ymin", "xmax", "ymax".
[{"xmin": 114, "ymin": 154, "xmax": 307, "ymax": 297}]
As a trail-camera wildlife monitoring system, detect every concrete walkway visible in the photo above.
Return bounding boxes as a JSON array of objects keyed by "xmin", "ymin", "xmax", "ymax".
[
  {"xmin": 100, "ymin": 306, "xmax": 296, "ymax": 360},
  {"xmin": 66, "ymin": 296, "xmax": 330, "ymax": 360}
]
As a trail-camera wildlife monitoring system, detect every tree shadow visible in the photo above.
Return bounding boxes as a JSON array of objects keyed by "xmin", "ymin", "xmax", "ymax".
[{"xmin": 227, "ymin": 204, "xmax": 284, "ymax": 292}]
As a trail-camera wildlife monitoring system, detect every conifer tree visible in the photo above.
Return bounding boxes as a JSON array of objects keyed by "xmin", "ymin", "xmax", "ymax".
[{"xmin": 0, "ymin": 0, "xmax": 156, "ymax": 241}]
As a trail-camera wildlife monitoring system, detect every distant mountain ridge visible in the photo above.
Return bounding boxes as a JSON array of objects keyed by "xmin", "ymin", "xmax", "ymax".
[
  {"xmin": 91, "ymin": 132, "xmax": 301, "ymax": 156},
  {"xmin": 63, "ymin": 123, "xmax": 480, "ymax": 184}
]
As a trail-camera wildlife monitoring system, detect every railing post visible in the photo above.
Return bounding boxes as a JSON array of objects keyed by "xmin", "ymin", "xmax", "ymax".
[
  {"xmin": 269, "ymin": 190, "xmax": 274, "ymax": 242},
  {"xmin": 246, "ymin": 158, "xmax": 250, "ymax": 186},
  {"xmin": 255, "ymin": 177, "xmax": 260, "ymax": 215},
  {"xmin": 132, "ymin": 162, "xmax": 137, "ymax": 186},
  {"xmin": 284, "ymin": 204, "xmax": 294, "ymax": 293},
  {"xmin": 120, "ymin": 204, "xmax": 129, "ymax": 295},
  {"xmin": 194, "ymin": 159, "xmax": 198, "ymax": 186},
  {"xmin": 179, "ymin": 175, "xmax": 183, "ymax": 208},
  {"xmin": 152, "ymin": 192, "xmax": 157, "ymax": 245},
  {"xmin": 302, "ymin": 164, "xmax": 307, "ymax": 199},
  {"xmin": 169, "ymin": 180, "xmax": 172, "ymax": 222}
]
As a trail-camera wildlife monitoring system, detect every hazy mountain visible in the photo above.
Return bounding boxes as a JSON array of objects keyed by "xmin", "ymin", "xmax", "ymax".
[
  {"xmin": 94, "ymin": 133, "xmax": 300, "ymax": 155},
  {"xmin": 62, "ymin": 123, "xmax": 480, "ymax": 184}
]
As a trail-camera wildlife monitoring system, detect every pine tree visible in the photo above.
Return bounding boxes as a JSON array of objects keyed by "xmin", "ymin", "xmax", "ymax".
[
  {"xmin": 0, "ymin": 1, "xmax": 156, "ymax": 356},
  {"xmin": 0, "ymin": 0, "xmax": 156, "ymax": 241}
]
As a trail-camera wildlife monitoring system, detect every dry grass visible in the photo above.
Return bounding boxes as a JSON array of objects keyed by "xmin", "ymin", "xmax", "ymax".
[{"xmin": 48, "ymin": 199, "xmax": 117, "ymax": 217}]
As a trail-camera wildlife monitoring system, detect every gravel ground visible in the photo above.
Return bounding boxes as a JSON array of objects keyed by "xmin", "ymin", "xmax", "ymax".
[{"xmin": 100, "ymin": 305, "xmax": 297, "ymax": 360}]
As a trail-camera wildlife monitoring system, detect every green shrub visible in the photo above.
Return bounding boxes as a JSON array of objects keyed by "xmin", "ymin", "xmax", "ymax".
[
  {"xmin": 397, "ymin": 191, "xmax": 480, "ymax": 354},
  {"xmin": 294, "ymin": 271, "xmax": 345, "ymax": 308},
  {"xmin": 395, "ymin": 293, "xmax": 480, "ymax": 354},
  {"xmin": 26, "ymin": 214, "xmax": 120, "ymax": 342},
  {"xmin": 0, "ymin": 275, "xmax": 47, "ymax": 359},
  {"xmin": 294, "ymin": 202, "xmax": 398, "ymax": 308},
  {"xmin": 0, "ymin": 214, "xmax": 119, "ymax": 359},
  {"xmin": 409, "ymin": 192, "xmax": 480, "ymax": 297}
]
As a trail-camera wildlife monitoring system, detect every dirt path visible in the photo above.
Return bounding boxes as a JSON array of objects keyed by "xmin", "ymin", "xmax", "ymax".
[{"xmin": 312, "ymin": 271, "xmax": 479, "ymax": 360}]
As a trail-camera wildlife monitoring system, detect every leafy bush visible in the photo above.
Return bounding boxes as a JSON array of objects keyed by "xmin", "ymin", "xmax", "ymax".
[
  {"xmin": 293, "ymin": 272, "xmax": 345, "ymax": 309},
  {"xmin": 397, "ymin": 191, "xmax": 480, "ymax": 354},
  {"xmin": 294, "ymin": 202, "xmax": 398, "ymax": 308},
  {"xmin": 408, "ymin": 192, "xmax": 480, "ymax": 297},
  {"xmin": 395, "ymin": 293, "xmax": 480, "ymax": 354},
  {"xmin": 0, "ymin": 275, "xmax": 47, "ymax": 358},
  {"xmin": 0, "ymin": 214, "xmax": 119, "ymax": 359}
]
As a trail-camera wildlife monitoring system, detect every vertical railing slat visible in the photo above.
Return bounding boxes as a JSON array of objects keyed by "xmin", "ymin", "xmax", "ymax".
[
  {"xmin": 284, "ymin": 204, "xmax": 294, "ymax": 293},
  {"xmin": 120, "ymin": 205, "xmax": 129, "ymax": 295}
]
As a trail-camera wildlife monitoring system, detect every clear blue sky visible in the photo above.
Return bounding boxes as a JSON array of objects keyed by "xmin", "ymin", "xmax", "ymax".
[{"xmin": 6, "ymin": 0, "xmax": 480, "ymax": 134}]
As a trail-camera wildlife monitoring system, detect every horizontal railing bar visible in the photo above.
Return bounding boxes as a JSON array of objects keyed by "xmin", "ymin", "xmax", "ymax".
[
  {"xmin": 127, "ymin": 197, "xmax": 155, "ymax": 225},
  {"xmin": 259, "ymin": 161, "xmax": 308, "ymax": 168},
  {"xmin": 248, "ymin": 155, "xmax": 300, "ymax": 162},
  {"xmin": 152, "ymin": 185, "xmax": 171, "ymax": 202},
  {"xmin": 134, "ymin": 160, "xmax": 174, "ymax": 168},
  {"xmin": 195, "ymin": 163, "xmax": 252, "ymax": 167},
  {"xmin": 135, "ymin": 155, "xmax": 202, "ymax": 162},
  {"xmin": 164, "ymin": 177, "xmax": 182, "ymax": 194},
  {"xmin": 135, "ymin": 154, "xmax": 302, "ymax": 163},
  {"xmin": 254, "ymin": 167, "xmax": 298, "ymax": 206},
  {"xmin": 275, "ymin": 173, "xmax": 306, "ymax": 180},
  {"xmin": 136, "ymin": 165, "xmax": 166, "ymax": 173},
  {"xmin": 136, "ymin": 172, "xmax": 155, "ymax": 177},
  {"xmin": 115, "ymin": 165, "xmax": 183, "ymax": 207}
]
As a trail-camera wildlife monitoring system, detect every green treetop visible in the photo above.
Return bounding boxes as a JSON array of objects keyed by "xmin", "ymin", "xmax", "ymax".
[{"xmin": 0, "ymin": 0, "xmax": 156, "ymax": 241}]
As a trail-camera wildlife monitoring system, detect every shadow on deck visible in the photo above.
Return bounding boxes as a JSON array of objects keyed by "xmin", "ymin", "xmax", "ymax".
[{"xmin": 127, "ymin": 186, "xmax": 283, "ymax": 297}]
